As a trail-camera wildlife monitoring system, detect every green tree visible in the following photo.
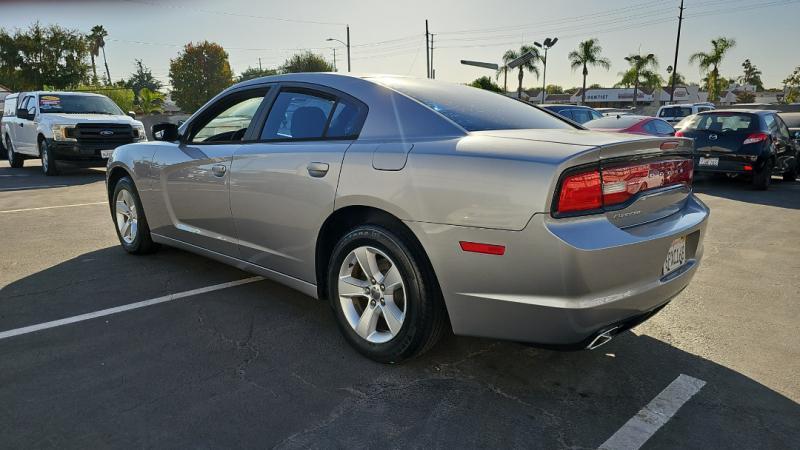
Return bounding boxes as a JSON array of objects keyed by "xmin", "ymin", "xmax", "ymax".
[
  {"xmin": 668, "ymin": 71, "xmax": 686, "ymax": 86},
  {"xmin": 782, "ymin": 66, "xmax": 800, "ymax": 103},
  {"xmin": 125, "ymin": 59, "xmax": 162, "ymax": 99},
  {"xmin": 0, "ymin": 23, "xmax": 90, "ymax": 90},
  {"xmin": 690, "ymin": 37, "xmax": 736, "ymax": 101},
  {"xmin": 280, "ymin": 51, "xmax": 333, "ymax": 73},
  {"xmin": 735, "ymin": 91, "xmax": 755, "ymax": 103},
  {"xmin": 545, "ymin": 84, "xmax": 564, "ymax": 94},
  {"xmin": 616, "ymin": 53, "xmax": 661, "ymax": 107},
  {"xmin": 169, "ymin": 41, "xmax": 234, "ymax": 113},
  {"xmin": 77, "ymin": 85, "xmax": 135, "ymax": 112},
  {"xmin": 239, "ymin": 66, "xmax": 277, "ymax": 82},
  {"xmin": 137, "ymin": 87, "xmax": 164, "ymax": 114},
  {"xmin": 568, "ymin": 38, "xmax": 611, "ymax": 105},
  {"xmin": 738, "ymin": 59, "xmax": 764, "ymax": 91},
  {"xmin": 500, "ymin": 45, "xmax": 540, "ymax": 100},
  {"xmin": 89, "ymin": 25, "xmax": 111, "ymax": 85},
  {"xmin": 468, "ymin": 76, "xmax": 503, "ymax": 93}
]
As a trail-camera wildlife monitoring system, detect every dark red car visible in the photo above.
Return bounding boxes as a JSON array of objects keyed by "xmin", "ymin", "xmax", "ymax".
[{"xmin": 584, "ymin": 115, "xmax": 676, "ymax": 136}]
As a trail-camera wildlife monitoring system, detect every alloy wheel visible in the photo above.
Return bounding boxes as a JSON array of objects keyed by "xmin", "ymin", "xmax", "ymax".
[
  {"xmin": 338, "ymin": 246, "xmax": 407, "ymax": 344},
  {"xmin": 115, "ymin": 189, "xmax": 139, "ymax": 244}
]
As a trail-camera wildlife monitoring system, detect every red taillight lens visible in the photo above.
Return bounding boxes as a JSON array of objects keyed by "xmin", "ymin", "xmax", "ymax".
[
  {"xmin": 743, "ymin": 132, "xmax": 768, "ymax": 145},
  {"xmin": 674, "ymin": 130, "xmax": 685, "ymax": 137},
  {"xmin": 557, "ymin": 170, "xmax": 602, "ymax": 213},
  {"xmin": 556, "ymin": 159, "xmax": 693, "ymax": 215}
]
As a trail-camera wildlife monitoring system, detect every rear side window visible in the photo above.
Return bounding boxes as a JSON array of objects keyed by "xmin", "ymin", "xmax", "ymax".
[
  {"xmin": 653, "ymin": 119, "xmax": 676, "ymax": 135},
  {"xmin": 260, "ymin": 90, "xmax": 365, "ymax": 140},
  {"xmin": 693, "ymin": 113, "xmax": 757, "ymax": 132},
  {"xmin": 2, "ymin": 97, "xmax": 17, "ymax": 116},
  {"xmin": 571, "ymin": 109, "xmax": 593, "ymax": 124}
]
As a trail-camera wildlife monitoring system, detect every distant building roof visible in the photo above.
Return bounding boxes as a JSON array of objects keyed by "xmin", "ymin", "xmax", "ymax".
[{"xmin": 0, "ymin": 84, "xmax": 10, "ymax": 93}]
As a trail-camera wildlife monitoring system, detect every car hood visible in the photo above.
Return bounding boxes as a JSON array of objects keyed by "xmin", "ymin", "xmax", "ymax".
[{"xmin": 39, "ymin": 113, "xmax": 142, "ymax": 126}]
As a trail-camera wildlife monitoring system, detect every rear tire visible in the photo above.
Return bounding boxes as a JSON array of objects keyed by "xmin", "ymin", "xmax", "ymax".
[
  {"xmin": 752, "ymin": 159, "xmax": 773, "ymax": 190},
  {"xmin": 111, "ymin": 176, "xmax": 159, "ymax": 254},
  {"xmin": 783, "ymin": 160, "xmax": 798, "ymax": 182},
  {"xmin": 328, "ymin": 225, "xmax": 446, "ymax": 363},
  {"xmin": 39, "ymin": 139, "xmax": 59, "ymax": 176},
  {"xmin": 6, "ymin": 136, "xmax": 23, "ymax": 168}
]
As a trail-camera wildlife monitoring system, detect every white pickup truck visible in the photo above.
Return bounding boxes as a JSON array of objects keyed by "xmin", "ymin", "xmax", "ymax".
[{"xmin": 1, "ymin": 91, "xmax": 146, "ymax": 175}]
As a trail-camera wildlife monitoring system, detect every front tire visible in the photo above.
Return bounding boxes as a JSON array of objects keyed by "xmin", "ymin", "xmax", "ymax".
[
  {"xmin": 6, "ymin": 136, "xmax": 24, "ymax": 168},
  {"xmin": 111, "ymin": 176, "xmax": 159, "ymax": 254},
  {"xmin": 328, "ymin": 225, "xmax": 446, "ymax": 363},
  {"xmin": 40, "ymin": 139, "xmax": 59, "ymax": 176}
]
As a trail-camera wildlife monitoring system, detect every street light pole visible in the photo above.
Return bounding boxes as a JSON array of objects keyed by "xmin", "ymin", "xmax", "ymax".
[
  {"xmin": 326, "ymin": 36, "xmax": 349, "ymax": 72},
  {"xmin": 535, "ymin": 37, "xmax": 557, "ymax": 105}
]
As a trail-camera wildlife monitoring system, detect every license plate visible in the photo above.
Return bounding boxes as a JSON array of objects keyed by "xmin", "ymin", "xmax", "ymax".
[
  {"xmin": 100, "ymin": 149, "xmax": 114, "ymax": 158},
  {"xmin": 663, "ymin": 236, "xmax": 687, "ymax": 276},
  {"xmin": 698, "ymin": 157, "xmax": 718, "ymax": 167}
]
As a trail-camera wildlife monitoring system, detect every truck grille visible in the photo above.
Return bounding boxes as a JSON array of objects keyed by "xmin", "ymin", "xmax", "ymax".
[{"xmin": 73, "ymin": 123, "xmax": 135, "ymax": 144}]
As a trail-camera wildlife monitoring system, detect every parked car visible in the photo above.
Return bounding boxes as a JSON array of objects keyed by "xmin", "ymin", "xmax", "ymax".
[
  {"xmin": 540, "ymin": 104, "xmax": 603, "ymax": 124},
  {"xmin": 778, "ymin": 112, "xmax": 800, "ymax": 141},
  {"xmin": 584, "ymin": 115, "xmax": 677, "ymax": 136},
  {"xmin": 595, "ymin": 107, "xmax": 635, "ymax": 117},
  {"xmin": 107, "ymin": 74, "xmax": 708, "ymax": 363},
  {"xmin": 657, "ymin": 103, "xmax": 715, "ymax": 124},
  {"xmin": 675, "ymin": 109, "xmax": 798, "ymax": 189},
  {"xmin": 1, "ymin": 91, "xmax": 146, "ymax": 175}
]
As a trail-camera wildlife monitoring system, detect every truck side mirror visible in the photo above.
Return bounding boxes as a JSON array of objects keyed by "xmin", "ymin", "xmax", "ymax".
[{"xmin": 127, "ymin": 111, "xmax": 136, "ymax": 119}]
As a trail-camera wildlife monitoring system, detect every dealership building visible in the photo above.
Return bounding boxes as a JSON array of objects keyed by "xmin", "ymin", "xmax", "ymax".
[{"xmin": 568, "ymin": 85, "xmax": 716, "ymax": 107}]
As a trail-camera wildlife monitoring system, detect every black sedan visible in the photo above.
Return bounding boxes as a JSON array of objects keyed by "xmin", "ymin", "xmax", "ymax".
[{"xmin": 676, "ymin": 109, "xmax": 798, "ymax": 190}]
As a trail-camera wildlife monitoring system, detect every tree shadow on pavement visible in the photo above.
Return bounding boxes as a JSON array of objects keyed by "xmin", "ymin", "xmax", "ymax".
[
  {"xmin": 0, "ymin": 246, "xmax": 797, "ymax": 449},
  {"xmin": 694, "ymin": 175, "xmax": 800, "ymax": 210}
]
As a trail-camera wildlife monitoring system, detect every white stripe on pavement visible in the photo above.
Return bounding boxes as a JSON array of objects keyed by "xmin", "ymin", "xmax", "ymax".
[
  {"xmin": 599, "ymin": 374, "xmax": 706, "ymax": 450},
  {"xmin": 0, "ymin": 276, "xmax": 264, "ymax": 340},
  {"xmin": 0, "ymin": 201, "xmax": 107, "ymax": 214},
  {"xmin": 0, "ymin": 184, "xmax": 68, "ymax": 191}
]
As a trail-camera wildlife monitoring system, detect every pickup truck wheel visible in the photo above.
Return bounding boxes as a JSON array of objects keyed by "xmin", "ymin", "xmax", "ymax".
[
  {"xmin": 112, "ymin": 176, "xmax": 159, "ymax": 254},
  {"xmin": 6, "ymin": 136, "xmax": 24, "ymax": 168},
  {"xmin": 328, "ymin": 225, "xmax": 446, "ymax": 363},
  {"xmin": 40, "ymin": 140, "xmax": 59, "ymax": 176},
  {"xmin": 752, "ymin": 159, "xmax": 773, "ymax": 190}
]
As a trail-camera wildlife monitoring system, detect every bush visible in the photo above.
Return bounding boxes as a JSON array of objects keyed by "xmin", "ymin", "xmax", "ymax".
[{"xmin": 75, "ymin": 85, "xmax": 135, "ymax": 112}]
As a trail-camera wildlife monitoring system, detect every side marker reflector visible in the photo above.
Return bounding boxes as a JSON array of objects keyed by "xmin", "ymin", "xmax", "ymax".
[{"xmin": 459, "ymin": 241, "xmax": 506, "ymax": 255}]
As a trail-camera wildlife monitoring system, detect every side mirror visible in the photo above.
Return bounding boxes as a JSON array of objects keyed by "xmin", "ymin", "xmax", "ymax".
[
  {"xmin": 152, "ymin": 122, "xmax": 180, "ymax": 142},
  {"xmin": 794, "ymin": 131, "xmax": 800, "ymax": 140},
  {"xmin": 127, "ymin": 111, "xmax": 136, "ymax": 119},
  {"xmin": 16, "ymin": 108, "xmax": 32, "ymax": 120}
]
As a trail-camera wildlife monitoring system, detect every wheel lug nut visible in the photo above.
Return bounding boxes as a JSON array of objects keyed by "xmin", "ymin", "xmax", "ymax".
[
  {"xmin": 370, "ymin": 300, "xmax": 376, "ymax": 306},
  {"xmin": 370, "ymin": 278, "xmax": 376, "ymax": 284},
  {"xmin": 380, "ymin": 298, "xmax": 385, "ymax": 305},
  {"xmin": 380, "ymin": 284, "xmax": 385, "ymax": 290}
]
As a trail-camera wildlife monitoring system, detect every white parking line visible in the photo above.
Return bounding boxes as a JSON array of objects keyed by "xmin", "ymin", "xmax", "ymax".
[
  {"xmin": 0, "ymin": 276, "xmax": 264, "ymax": 340},
  {"xmin": 0, "ymin": 184, "xmax": 68, "ymax": 191},
  {"xmin": 0, "ymin": 201, "xmax": 107, "ymax": 214},
  {"xmin": 599, "ymin": 374, "xmax": 706, "ymax": 450}
]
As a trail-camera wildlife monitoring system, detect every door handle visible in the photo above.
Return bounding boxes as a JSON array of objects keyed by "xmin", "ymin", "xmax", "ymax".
[
  {"xmin": 211, "ymin": 164, "xmax": 227, "ymax": 177},
  {"xmin": 307, "ymin": 162, "xmax": 329, "ymax": 178}
]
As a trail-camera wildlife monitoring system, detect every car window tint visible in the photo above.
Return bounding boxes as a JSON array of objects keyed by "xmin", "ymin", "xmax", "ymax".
[
  {"xmin": 191, "ymin": 90, "xmax": 268, "ymax": 143},
  {"xmin": 3, "ymin": 97, "xmax": 16, "ymax": 116},
  {"xmin": 261, "ymin": 91, "xmax": 335, "ymax": 140},
  {"xmin": 372, "ymin": 77, "xmax": 574, "ymax": 131},
  {"xmin": 697, "ymin": 106, "xmax": 713, "ymax": 112},
  {"xmin": 654, "ymin": 120, "xmax": 675, "ymax": 135},
  {"xmin": 591, "ymin": 110, "xmax": 603, "ymax": 120},
  {"xmin": 571, "ymin": 109, "xmax": 592, "ymax": 124},
  {"xmin": 559, "ymin": 109, "xmax": 574, "ymax": 120},
  {"xmin": 763, "ymin": 114, "xmax": 776, "ymax": 132},
  {"xmin": 694, "ymin": 113, "xmax": 756, "ymax": 132},
  {"xmin": 326, "ymin": 98, "xmax": 364, "ymax": 137},
  {"xmin": 643, "ymin": 121, "xmax": 658, "ymax": 134},
  {"xmin": 776, "ymin": 117, "xmax": 791, "ymax": 138}
]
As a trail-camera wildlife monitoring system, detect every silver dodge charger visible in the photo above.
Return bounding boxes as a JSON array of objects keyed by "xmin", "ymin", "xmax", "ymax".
[{"xmin": 106, "ymin": 73, "xmax": 708, "ymax": 363}]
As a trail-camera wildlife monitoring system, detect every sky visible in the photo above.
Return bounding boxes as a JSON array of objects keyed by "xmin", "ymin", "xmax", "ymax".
[{"xmin": 1, "ymin": 0, "xmax": 799, "ymax": 91}]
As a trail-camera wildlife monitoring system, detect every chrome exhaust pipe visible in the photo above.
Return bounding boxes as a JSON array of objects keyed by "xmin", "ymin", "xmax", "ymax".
[{"xmin": 586, "ymin": 327, "xmax": 619, "ymax": 350}]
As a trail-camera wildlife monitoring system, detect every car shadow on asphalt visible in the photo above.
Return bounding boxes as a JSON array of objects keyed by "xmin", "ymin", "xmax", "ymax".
[
  {"xmin": 0, "ymin": 163, "xmax": 105, "ymax": 192},
  {"xmin": 694, "ymin": 175, "xmax": 800, "ymax": 210},
  {"xmin": 0, "ymin": 245, "xmax": 798, "ymax": 448}
]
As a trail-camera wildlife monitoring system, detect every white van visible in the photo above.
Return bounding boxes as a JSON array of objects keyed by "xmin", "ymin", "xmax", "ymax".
[{"xmin": 656, "ymin": 103, "xmax": 715, "ymax": 124}]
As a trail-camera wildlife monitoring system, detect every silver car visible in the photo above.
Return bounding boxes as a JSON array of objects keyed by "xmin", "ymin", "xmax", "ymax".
[{"xmin": 107, "ymin": 73, "xmax": 708, "ymax": 363}]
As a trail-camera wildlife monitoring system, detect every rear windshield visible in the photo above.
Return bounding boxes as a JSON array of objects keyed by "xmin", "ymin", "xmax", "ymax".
[
  {"xmin": 779, "ymin": 114, "xmax": 800, "ymax": 128},
  {"xmin": 659, "ymin": 106, "xmax": 693, "ymax": 118},
  {"xmin": 689, "ymin": 113, "xmax": 758, "ymax": 132},
  {"xmin": 38, "ymin": 94, "xmax": 123, "ymax": 115},
  {"xmin": 372, "ymin": 77, "xmax": 574, "ymax": 132},
  {"xmin": 584, "ymin": 116, "xmax": 644, "ymax": 129}
]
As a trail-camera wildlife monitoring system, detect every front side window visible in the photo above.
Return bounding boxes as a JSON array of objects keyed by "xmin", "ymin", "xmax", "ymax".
[
  {"xmin": 37, "ymin": 94, "xmax": 122, "ymax": 115},
  {"xmin": 191, "ymin": 89, "xmax": 268, "ymax": 143}
]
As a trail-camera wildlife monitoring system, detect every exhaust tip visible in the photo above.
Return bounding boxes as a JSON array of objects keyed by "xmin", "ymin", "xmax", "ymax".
[{"xmin": 586, "ymin": 327, "xmax": 619, "ymax": 350}]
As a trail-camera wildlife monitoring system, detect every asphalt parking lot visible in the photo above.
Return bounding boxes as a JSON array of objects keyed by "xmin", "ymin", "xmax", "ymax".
[{"xmin": 1, "ymin": 160, "xmax": 798, "ymax": 449}]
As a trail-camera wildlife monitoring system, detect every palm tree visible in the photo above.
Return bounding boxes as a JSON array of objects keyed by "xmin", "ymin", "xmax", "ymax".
[
  {"xmin": 689, "ymin": 37, "xmax": 736, "ymax": 101},
  {"xmin": 617, "ymin": 53, "xmax": 660, "ymax": 107},
  {"xmin": 568, "ymin": 38, "xmax": 611, "ymax": 105},
  {"xmin": 499, "ymin": 45, "xmax": 540, "ymax": 100},
  {"xmin": 89, "ymin": 25, "xmax": 111, "ymax": 84}
]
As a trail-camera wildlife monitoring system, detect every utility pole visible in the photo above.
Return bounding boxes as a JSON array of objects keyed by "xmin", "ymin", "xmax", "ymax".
[
  {"xmin": 430, "ymin": 34, "xmax": 435, "ymax": 79},
  {"xmin": 425, "ymin": 20, "xmax": 430, "ymax": 78},
  {"xmin": 346, "ymin": 25, "xmax": 351, "ymax": 72},
  {"xmin": 332, "ymin": 48, "xmax": 337, "ymax": 72},
  {"xmin": 258, "ymin": 57, "xmax": 262, "ymax": 71},
  {"xmin": 669, "ymin": 0, "xmax": 685, "ymax": 104}
]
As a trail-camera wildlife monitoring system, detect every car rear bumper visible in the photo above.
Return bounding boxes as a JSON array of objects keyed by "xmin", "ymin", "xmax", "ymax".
[{"xmin": 405, "ymin": 194, "xmax": 709, "ymax": 347}]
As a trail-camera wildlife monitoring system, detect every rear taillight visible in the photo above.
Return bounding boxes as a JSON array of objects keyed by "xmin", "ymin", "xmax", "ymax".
[
  {"xmin": 743, "ymin": 132, "xmax": 768, "ymax": 145},
  {"xmin": 674, "ymin": 130, "xmax": 685, "ymax": 137},
  {"xmin": 555, "ymin": 159, "xmax": 693, "ymax": 215}
]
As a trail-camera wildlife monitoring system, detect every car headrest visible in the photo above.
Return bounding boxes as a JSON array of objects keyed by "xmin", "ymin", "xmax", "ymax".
[{"xmin": 291, "ymin": 107, "xmax": 327, "ymax": 139}]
